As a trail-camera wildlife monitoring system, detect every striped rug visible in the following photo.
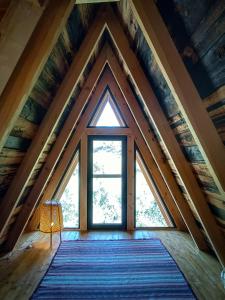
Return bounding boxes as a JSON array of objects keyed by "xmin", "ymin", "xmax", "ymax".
[{"xmin": 31, "ymin": 239, "xmax": 196, "ymax": 299}]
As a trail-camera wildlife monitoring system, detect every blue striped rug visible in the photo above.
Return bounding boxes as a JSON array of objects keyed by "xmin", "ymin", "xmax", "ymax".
[{"xmin": 31, "ymin": 239, "xmax": 196, "ymax": 299}]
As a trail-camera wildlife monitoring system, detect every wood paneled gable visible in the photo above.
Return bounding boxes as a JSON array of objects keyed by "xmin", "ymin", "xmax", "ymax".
[{"xmin": 0, "ymin": 0, "xmax": 225, "ymax": 269}]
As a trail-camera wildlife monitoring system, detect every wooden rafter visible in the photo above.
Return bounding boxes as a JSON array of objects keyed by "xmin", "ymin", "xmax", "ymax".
[
  {"xmin": 0, "ymin": 0, "xmax": 74, "ymax": 152},
  {"xmin": 104, "ymin": 9, "xmax": 225, "ymax": 266},
  {"xmin": 3, "ymin": 61, "xmax": 185, "ymax": 251},
  {"xmin": 43, "ymin": 67, "xmax": 183, "ymax": 230},
  {"xmin": 2, "ymin": 65, "xmax": 112, "ymax": 251},
  {"xmin": 3, "ymin": 6, "xmax": 224, "ymax": 266},
  {"xmin": 130, "ymin": 0, "xmax": 225, "ymax": 196},
  {"xmin": 46, "ymin": 67, "xmax": 187, "ymax": 229},
  {"xmin": 103, "ymin": 67, "xmax": 206, "ymax": 240},
  {"xmin": 43, "ymin": 67, "xmax": 186, "ymax": 231},
  {"xmin": 104, "ymin": 73, "xmax": 175, "ymax": 229},
  {"xmin": 0, "ymin": 10, "xmax": 106, "ymax": 239}
]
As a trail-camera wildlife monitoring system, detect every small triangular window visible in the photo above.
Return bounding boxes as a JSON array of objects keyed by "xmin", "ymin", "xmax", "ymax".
[{"xmin": 89, "ymin": 90, "xmax": 126, "ymax": 127}]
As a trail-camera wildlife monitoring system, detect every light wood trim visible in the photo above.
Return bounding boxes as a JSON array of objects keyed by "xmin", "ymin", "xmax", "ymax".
[
  {"xmin": 0, "ymin": 0, "xmax": 74, "ymax": 152},
  {"xmin": 105, "ymin": 12, "xmax": 225, "ymax": 265},
  {"xmin": 86, "ymin": 128, "xmax": 131, "ymax": 135},
  {"xmin": 127, "ymin": 135, "xmax": 135, "ymax": 230},
  {"xmin": 131, "ymin": 0, "xmax": 225, "ymax": 195},
  {"xmin": 136, "ymin": 152, "xmax": 173, "ymax": 227},
  {"xmin": 54, "ymin": 151, "xmax": 79, "ymax": 200},
  {"xmin": 80, "ymin": 134, "xmax": 88, "ymax": 231},
  {"xmin": 1, "ymin": 48, "xmax": 107, "ymax": 252}
]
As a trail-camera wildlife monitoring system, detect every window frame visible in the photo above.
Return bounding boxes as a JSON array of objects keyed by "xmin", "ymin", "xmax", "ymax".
[{"xmin": 87, "ymin": 135, "xmax": 127, "ymax": 230}]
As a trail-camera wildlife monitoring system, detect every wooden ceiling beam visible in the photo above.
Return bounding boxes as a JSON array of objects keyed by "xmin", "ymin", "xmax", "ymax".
[
  {"xmin": 42, "ymin": 66, "xmax": 185, "ymax": 230},
  {"xmin": 131, "ymin": 0, "xmax": 225, "ymax": 196},
  {"xmin": 0, "ymin": 10, "xmax": 106, "ymax": 239},
  {"xmin": 103, "ymin": 70, "xmax": 179, "ymax": 229},
  {"xmin": 0, "ymin": 0, "xmax": 74, "ymax": 153},
  {"xmin": 43, "ymin": 67, "xmax": 186, "ymax": 231},
  {"xmin": 43, "ymin": 66, "xmax": 186, "ymax": 230},
  {"xmin": 2, "ymin": 62, "xmax": 109, "ymax": 252},
  {"xmin": 4, "ymin": 59, "xmax": 187, "ymax": 251},
  {"xmin": 105, "ymin": 8, "xmax": 225, "ymax": 266},
  {"xmin": 4, "ymin": 47, "xmax": 203, "ymax": 251},
  {"xmin": 104, "ymin": 65, "xmax": 205, "ymax": 240}
]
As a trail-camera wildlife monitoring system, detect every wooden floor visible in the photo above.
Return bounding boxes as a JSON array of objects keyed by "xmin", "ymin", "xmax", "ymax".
[{"xmin": 0, "ymin": 230, "xmax": 224, "ymax": 300}]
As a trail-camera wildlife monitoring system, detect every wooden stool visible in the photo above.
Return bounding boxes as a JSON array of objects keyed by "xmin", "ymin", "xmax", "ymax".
[{"xmin": 40, "ymin": 200, "xmax": 63, "ymax": 233}]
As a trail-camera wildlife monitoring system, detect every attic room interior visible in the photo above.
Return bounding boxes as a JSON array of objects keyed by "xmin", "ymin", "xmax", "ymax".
[{"xmin": 0, "ymin": 0, "xmax": 225, "ymax": 299}]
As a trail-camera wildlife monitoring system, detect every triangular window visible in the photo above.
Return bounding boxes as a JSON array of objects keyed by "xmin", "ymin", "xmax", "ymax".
[
  {"xmin": 55, "ymin": 150, "xmax": 80, "ymax": 228},
  {"xmin": 89, "ymin": 90, "xmax": 126, "ymax": 127},
  {"xmin": 135, "ymin": 151, "xmax": 169, "ymax": 227}
]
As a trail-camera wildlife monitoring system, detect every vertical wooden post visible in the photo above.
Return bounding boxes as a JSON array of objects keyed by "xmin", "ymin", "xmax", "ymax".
[
  {"xmin": 80, "ymin": 134, "xmax": 88, "ymax": 231},
  {"xmin": 127, "ymin": 135, "xmax": 135, "ymax": 230}
]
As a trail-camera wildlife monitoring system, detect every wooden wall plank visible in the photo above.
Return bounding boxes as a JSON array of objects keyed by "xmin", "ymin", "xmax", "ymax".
[
  {"xmin": 0, "ymin": 0, "xmax": 74, "ymax": 152},
  {"xmin": 105, "ymin": 9, "xmax": 225, "ymax": 266},
  {"xmin": 104, "ymin": 66, "xmax": 207, "ymax": 243},
  {"xmin": 131, "ymin": 0, "xmax": 225, "ymax": 195},
  {"xmin": 2, "ymin": 64, "xmax": 109, "ymax": 251},
  {"xmin": 0, "ymin": 11, "xmax": 106, "ymax": 240}
]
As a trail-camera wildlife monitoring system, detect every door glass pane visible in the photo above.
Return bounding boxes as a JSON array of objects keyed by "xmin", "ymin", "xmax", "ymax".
[
  {"xmin": 92, "ymin": 177, "xmax": 122, "ymax": 224},
  {"xmin": 93, "ymin": 140, "xmax": 122, "ymax": 174}
]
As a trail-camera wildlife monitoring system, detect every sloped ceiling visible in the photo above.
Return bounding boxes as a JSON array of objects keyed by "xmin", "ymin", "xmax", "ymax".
[{"xmin": 0, "ymin": 0, "xmax": 224, "ymax": 265}]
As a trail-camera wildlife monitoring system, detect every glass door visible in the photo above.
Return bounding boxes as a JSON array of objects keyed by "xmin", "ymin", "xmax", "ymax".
[{"xmin": 87, "ymin": 136, "xmax": 127, "ymax": 229}]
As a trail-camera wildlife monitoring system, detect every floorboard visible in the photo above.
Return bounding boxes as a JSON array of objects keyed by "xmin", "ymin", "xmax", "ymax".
[{"xmin": 0, "ymin": 230, "xmax": 224, "ymax": 300}]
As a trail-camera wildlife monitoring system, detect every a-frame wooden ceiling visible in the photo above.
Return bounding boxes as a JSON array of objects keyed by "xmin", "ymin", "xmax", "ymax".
[{"xmin": 0, "ymin": 0, "xmax": 225, "ymax": 267}]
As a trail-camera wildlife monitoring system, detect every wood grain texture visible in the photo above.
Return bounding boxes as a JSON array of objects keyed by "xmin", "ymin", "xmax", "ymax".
[
  {"xmin": 131, "ymin": 0, "xmax": 225, "ymax": 195},
  {"xmin": 0, "ymin": 8, "xmax": 106, "ymax": 244},
  {"xmin": 0, "ymin": 230, "xmax": 224, "ymax": 300},
  {"xmin": 105, "ymin": 8, "xmax": 225, "ymax": 266},
  {"xmin": 0, "ymin": 0, "xmax": 74, "ymax": 152}
]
